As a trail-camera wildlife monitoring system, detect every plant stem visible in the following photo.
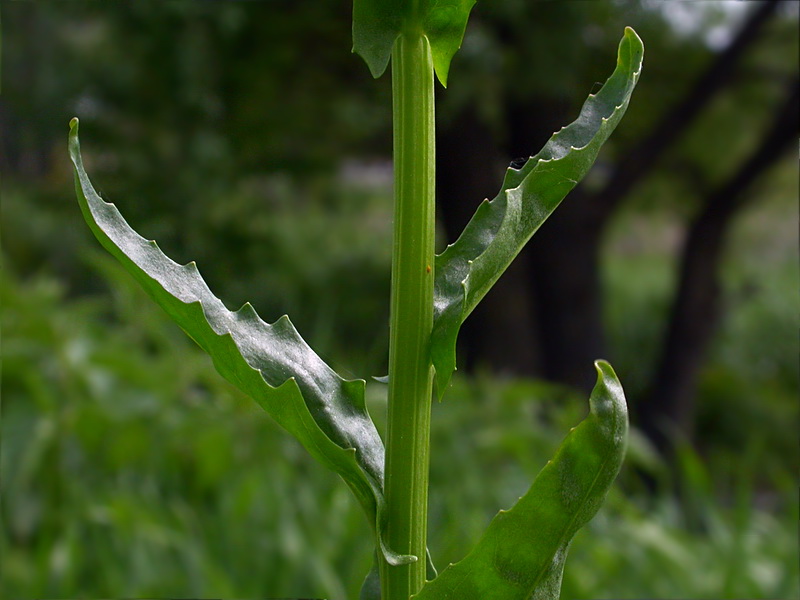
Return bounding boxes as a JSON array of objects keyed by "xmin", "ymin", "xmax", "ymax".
[{"xmin": 381, "ymin": 30, "xmax": 436, "ymax": 600}]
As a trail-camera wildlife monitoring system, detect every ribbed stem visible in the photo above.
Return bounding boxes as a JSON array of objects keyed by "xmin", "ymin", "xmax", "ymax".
[{"xmin": 380, "ymin": 31, "xmax": 436, "ymax": 600}]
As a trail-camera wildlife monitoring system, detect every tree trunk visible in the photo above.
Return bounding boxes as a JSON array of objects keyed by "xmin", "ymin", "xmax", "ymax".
[
  {"xmin": 591, "ymin": 0, "xmax": 781, "ymax": 219},
  {"xmin": 521, "ymin": 0, "xmax": 779, "ymax": 393},
  {"xmin": 526, "ymin": 189, "xmax": 607, "ymax": 392},
  {"xmin": 640, "ymin": 81, "xmax": 799, "ymax": 454},
  {"xmin": 434, "ymin": 1, "xmax": 779, "ymax": 389}
]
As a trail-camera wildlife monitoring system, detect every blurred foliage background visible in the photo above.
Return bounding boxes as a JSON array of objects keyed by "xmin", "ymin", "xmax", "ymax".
[{"xmin": 1, "ymin": 1, "xmax": 798, "ymax": 599}]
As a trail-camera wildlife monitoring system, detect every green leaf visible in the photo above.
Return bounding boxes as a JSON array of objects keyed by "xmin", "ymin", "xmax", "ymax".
[
  {"xmin": 360, "ymin": 559, "xmax": 382, "ymax": 600},
  {"xmin": 413, "ymin": 360, "xmax": 628, "ymax": 600},
  {"xmin": 68, "ymin": 118, "xmax": 412, "ymax": 567},
  {"xmin": 431, "ymin": 27, "xmax": 644, "ymax": 395},
  {"xmin": 360, "ymin": 549, "xmax": 438, "ymax": 599},
  {"xmin": 352, "ymin": 0, "xmax": 476, "ymax": 85}
]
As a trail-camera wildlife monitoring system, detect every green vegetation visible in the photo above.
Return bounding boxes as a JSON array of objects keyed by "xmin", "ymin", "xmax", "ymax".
[
  {"xmin": 66, "ymin": 0, "xmax": 644, "ymax": 593},
  {"xmin": 63, "ymin": 0, "xmax": 648, "ymax": 593},
  {"xmin": 3, "ymin": 1, "xmax": 797, "ymax": 599},
  {"xmin": 1, "ymin": 261, "xmax": 796, "ymax": 599}
]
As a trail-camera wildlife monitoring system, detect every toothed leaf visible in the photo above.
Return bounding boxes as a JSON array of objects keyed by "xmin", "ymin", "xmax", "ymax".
[
  {"xmin": 68, "ymin": 118, "xmax": 414, "ymax": 567},
  {"xmin": 352, "ymin": 0, "xmax": 476, "ymax": 85},
  {"xmin": 431, "ymin": 28, "xmax": 644, "ymax": 395},
  {"xmin": 413, "ymin": 361, "xmax": 628, "ymax": 600}
]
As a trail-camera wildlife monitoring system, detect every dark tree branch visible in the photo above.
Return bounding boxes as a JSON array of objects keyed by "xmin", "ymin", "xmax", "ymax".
[
  {"xmin": 591, "ymin": 0, "xmax": 781, "ymax": 221},
  {"xmin": 523, "ymin": 0, "xmax": 781, "ymax": 392},
  {"xmin": 527, "ymin": 215, "xmax": 607, "ymax": 391},
  {"xmin": 640, "ymin": 79, "xmax": 800, "ymax": 454},
  {"xmin": 435, "ymin": 0, "xmax": 782, "ymax": 391}
]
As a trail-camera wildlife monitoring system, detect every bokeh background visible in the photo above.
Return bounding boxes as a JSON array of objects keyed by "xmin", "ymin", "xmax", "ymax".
[{"xmin": 2, "ymin": 1, "xmax": 798, "ymax": 598}]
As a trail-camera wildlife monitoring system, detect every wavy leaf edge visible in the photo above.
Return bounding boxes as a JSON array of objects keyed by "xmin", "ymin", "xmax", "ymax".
[
  {"xmin": 413, "ymin": 360, "xmax": 628, "ymax": 599},
  {"xmin": 352, "ymin": 0, "xmax": 477, "ymax": 85},
  {"xmin": 68, "ymin": 117, "xmax": 418, "ymax": 567},
  {"xmin": 431, "ymin": 27, "xmax": 644, "ymax": 397}
]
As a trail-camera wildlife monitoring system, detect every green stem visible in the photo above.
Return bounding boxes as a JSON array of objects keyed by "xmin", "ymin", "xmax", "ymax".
[{"xmin": 381, "ymin": 31, "xmax": 436, "ymax": 600}]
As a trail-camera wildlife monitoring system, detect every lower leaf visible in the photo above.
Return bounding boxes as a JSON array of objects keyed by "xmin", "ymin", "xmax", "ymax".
[
  {"xmin": 413, "ymin": 361, "xmax": 628, "ymax": 600},
  {"xmin": 69, "ymin": 118, "xmax": 411, "ymax": 567}
]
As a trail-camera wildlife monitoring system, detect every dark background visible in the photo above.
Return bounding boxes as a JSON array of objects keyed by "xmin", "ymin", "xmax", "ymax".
[{"xmin": 2, "ymin": 1, "xmax": 798, "ymax": 598}]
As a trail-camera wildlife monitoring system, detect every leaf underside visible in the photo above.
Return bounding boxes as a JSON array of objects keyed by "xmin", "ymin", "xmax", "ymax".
[
  {"xmin": 413, "ymin": 361, "xmax": 628, "ymax": 600},
  {"xmin": 352, "ymin": 0, "xmax": 476, "ymax": 85},
  {"xmin": 431, "ymin": 27, "xmax": 644, "ymax": 396},
  {"xmin": 69, "ymin": 118, "xmax": 414, "ymax": 567}
]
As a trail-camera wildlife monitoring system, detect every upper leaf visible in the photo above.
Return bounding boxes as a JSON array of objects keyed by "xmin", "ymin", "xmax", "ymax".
[
  {"xmin": 68, "ymin": 118, "xmax": 412, "ymax": 567},
  {"xmin": 413, "ymin": 361, "xmax": 628, "ymax": 600},
  {"xmin": 352, "ymin": 0, "xmax": 476, "ymax": 85},
  {"xmin": 432, "ymin": 28, "xmax": 644, "ymax": 395}
]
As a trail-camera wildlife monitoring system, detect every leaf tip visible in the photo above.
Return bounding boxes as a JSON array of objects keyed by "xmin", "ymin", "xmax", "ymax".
[
  {"xmin": 433, "ymin": 61, "xmax": 450, "ymax": 88},
  {"xmin": 590, "ymin": 360, "xmax": 628, "ymax": 438},
  {"xmin": 68, "ymin": 117, "xmax": 81, "ymax": 156},
  {"xmin": 620, "ymin": 26, "xmax": 644, "ymax": 71},
  {"xmin": 623, "ymin": 26, "xmax": 643, "ymax": 49},
  {"xmin": 351, "ymin": 6, "xmax": 395, "ymax": 80},
  {"xmin": 592, "ymin": 358, "xmax": 616, "ymax": 381},
  {"xmin": 360, "ymin": 52, "xmax": 391, "ymax": 79}
]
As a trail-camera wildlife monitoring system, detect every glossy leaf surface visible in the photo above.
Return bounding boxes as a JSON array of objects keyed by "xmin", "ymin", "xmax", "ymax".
[
  {"xmin": 352, "ymin": 0, "xmax": 476, "ymax": 85},
  {"xmin": 68, "ymin": 118, "xmax": 414, "ymax": 566},
  {"xmin": 413, "ymin": 361, "xmax": 628, "ymax": 600},
  {"xmin": 431, "ymin": 28, "xmax": 644, "ymax": 395}
]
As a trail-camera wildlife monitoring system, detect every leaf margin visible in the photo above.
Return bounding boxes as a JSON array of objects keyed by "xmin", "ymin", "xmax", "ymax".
[
  {"xmin": 412, "ymin": 360, "xmax": 629, "ymax": 600},
  {"xmin": 352, "ymin": 0, "xmax": 476, "ymax": 85},
  {"xmin": 431, "ymin": 27, "xmax": 644, "ymax": 396},
  {"xmin": 68, "ymin": 117, "xmax": 415, "ymax": 567}
]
